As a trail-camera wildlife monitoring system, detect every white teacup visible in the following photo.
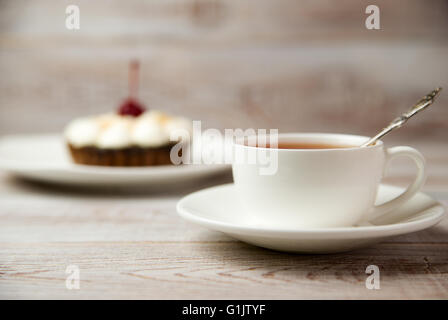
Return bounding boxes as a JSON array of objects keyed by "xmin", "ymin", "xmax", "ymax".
[{"xmin": 232, "ymin": 133, "xmax": 426, "ymax": 229}]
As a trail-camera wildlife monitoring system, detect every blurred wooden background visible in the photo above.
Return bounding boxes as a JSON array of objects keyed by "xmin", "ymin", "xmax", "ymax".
[{"xmin": 0, "ymin": 0, "xmax": 447, "ymax": 142}]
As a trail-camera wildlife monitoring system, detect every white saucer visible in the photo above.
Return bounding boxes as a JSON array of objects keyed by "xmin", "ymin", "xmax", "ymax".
[
  {"xmin": 177, "ymin": 184, "xmax": 445, "ymax": 253},
  {"xmin": 0, "ymin": 134, "xmax": 229, "ymax": 186}
]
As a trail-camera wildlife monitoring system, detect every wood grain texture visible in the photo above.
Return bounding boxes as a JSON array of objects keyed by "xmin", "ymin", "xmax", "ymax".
[
  {"xmin": 0, "ymin": 0, "xmax": 447, "ymax": 142},
  {"xmin": 1, "ymin": 242, "xmax": 448, "ymax": 300},
  {"xmin": 0, "ymin": 1, "xmax": 448, "ymax": 299}
]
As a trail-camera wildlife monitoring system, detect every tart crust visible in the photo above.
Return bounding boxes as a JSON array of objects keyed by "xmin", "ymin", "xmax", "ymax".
[{"xmin": 68, "ymin": 143, "xmax": 178, "ymax": 167}]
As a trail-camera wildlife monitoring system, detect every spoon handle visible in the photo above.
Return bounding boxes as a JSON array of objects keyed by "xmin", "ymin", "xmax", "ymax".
[{"xmin": 361, "ymin": 87, "xmax": 442, "ymax": 147}]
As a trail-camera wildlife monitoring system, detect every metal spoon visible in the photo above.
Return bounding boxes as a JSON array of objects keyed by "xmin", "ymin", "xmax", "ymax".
[{"xmin": 361, "ymin": 87, "xmax": 442, "ymax": 147}]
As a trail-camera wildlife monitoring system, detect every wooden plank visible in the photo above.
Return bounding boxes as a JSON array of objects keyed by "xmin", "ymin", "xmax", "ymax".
[
  {"xmin": 1, "ymin": 0, "xmax": 447, "ymax": 43},
  {"xmin": 1, "ymin": 242, "xmax": 447, "ymax": 299},
  {"xmin": 0, "ymin": 44, "xmax": 447, "ymax": 140},
  {"xmin": 0, "ymin": 1, "xmax": 447, "ymax": 140},
  {"xmin": 0, "ymin": 191, "xmax": 445, "ymax": 244}
]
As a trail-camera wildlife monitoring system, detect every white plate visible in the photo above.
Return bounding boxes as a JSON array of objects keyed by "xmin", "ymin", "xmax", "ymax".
[
  {"xmin": 0, "ymin": 134, "xmax": 230, "ymax": 186},
  {"xmin": 177, "ymin": 184, "xmax": 445, "ymax": 253}
]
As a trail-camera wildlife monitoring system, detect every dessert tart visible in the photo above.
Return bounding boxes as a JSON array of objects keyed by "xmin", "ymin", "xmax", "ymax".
[
  {"xmin": 64, "ymin": 61, "xmax": 192, "ymax": 167},
  {"xmin": 65, "ymin": 109, "xmax": 191, "ymax": 167}
]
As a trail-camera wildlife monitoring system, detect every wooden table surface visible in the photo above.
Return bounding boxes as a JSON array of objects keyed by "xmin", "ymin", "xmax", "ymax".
[
  {"xmin": 1, "ymin": 0, "xmax": 447, "ymax": 300},
  {"xmin": 0, "ymin": 141, "xmax": 447, "ymax": 300}
]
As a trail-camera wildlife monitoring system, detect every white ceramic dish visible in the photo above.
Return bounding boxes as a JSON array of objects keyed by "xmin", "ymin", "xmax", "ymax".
[
  {"xmin": 0, "ymin": 134, "xmax": 229, "ymax": 186},
  {"xmin": 177, "ymin": 183, "xmax": 445, "ymax": 253}
]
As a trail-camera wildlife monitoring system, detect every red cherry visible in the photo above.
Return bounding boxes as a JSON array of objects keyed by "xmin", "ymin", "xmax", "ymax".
[{"xmin": 118, "ymin": 98, "xmax": 145, "ymax": 117}]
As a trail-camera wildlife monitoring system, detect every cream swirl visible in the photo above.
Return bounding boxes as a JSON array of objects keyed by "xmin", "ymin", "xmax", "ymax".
[{"xmin": 64, "ymin": 110, "xmax": 192, "ymax": 149}]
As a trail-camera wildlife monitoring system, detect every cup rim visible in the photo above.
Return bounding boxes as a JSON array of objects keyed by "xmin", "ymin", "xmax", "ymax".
[{"xmin": 234, "ymin": 132, "xmax": 383, "ymax": 152}]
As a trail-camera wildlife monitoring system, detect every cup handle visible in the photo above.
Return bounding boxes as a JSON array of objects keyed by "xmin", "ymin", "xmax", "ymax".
[{"xmin": 366, "ymin": 146, "xmax": 426, "ymax": 222}]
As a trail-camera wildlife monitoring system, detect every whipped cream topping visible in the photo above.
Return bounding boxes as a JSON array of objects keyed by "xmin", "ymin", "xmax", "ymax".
[{"xmin": 65, "ymin": 110, "xmax": 192, "ymax": 149}]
